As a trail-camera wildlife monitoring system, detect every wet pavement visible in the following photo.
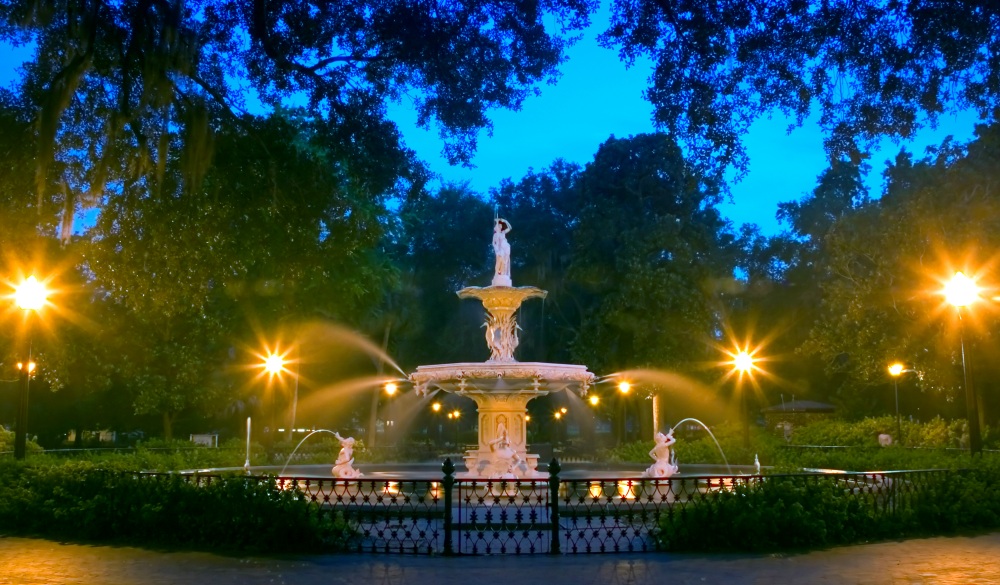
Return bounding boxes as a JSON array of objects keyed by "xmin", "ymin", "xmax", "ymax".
[{"xmin": 2, "ymin": 532, "xmax": 999, "ymax": 584}]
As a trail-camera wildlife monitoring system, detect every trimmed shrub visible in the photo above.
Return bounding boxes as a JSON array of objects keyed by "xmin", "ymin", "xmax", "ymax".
[{"xmin": 0, "ymin": 461, "xmax": 352, "ymax": 553}]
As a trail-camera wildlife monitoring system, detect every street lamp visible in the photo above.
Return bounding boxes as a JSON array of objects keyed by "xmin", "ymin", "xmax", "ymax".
[
  {"xmin": 384, "ymin": 382, "xmax": 398, "ymax": 445},
  {"xmin": 944, "ymin": 271, "xmax": 983, "ymax": 456},
  {"xmin": 447, "ymin": 409, "xmax": 461, "ymax": 447},
  {"xmin": 732, "ymin": 349, "xmax": 756, "ymax": 450},
  {"xmin": 431, "ymin": 401, "xmax": 442, "ymax": 443},
  {"xmin": 888, "ymin": 363, "xmax": 915, "ymax": 441},
  {"xmin": 616, "ymin": 380, "xmax": 632, "ymax": 444},
  {"xmin": 12, "ymin": 275, "xmax": 48, "ymax": 460},
  {"xmin": 259, "ymin": 350, "xmax": 292, "ymax": 451}
]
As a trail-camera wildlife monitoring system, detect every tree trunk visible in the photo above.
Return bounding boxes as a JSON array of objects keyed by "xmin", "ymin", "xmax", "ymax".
[
  {"xmin": 163, "ymin": 411, "xmax": 174, "ymax": 441},
  {"xmin": 367, "ymin": 321, "xmax": 393, "ymax": 448}
]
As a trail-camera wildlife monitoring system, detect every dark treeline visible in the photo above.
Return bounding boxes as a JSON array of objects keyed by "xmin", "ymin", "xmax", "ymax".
[{"xmin": 1, "ymin": 1, "xmax": 1000, "ymax": 447}]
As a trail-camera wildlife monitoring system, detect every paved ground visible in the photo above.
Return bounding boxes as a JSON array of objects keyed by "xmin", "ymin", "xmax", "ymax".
[{"xmin": 2, "ymin": 532, "xmax": 1000, "ymax": 585}]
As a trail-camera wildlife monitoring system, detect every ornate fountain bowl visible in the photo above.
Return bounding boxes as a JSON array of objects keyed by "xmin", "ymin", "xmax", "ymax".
[
  {"xmin": 410, "ymin": 361, "xmax": 595, "ymax": 396},
  {"xmin": 411, "ymin": 361, "xmax": 595, "ymax": 478}
]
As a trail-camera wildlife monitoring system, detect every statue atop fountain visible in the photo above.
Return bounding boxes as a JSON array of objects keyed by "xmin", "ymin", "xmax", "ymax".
[
  {"xmin": 643, "ymin": 429, "xmax": 679, "ymax": 478},
  {"xmin": 410, "ymin": 216, "xmax": 595, "ymax": 478},
  {"xmin": 331, "ymin": 432, "xmax": 363, "ymax": 479},
  {"xmin": 492, "ymin": 217, "xmax": 513, "ymax": 287}
]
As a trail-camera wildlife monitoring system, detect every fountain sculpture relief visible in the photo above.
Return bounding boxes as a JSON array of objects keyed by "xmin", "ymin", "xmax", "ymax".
[
  {"xmin": 331, "ymin": 432, "xmax": 364, "ymax": 479},
  {"xmin": 410, "ymin": 218, "xmax": 596, "ymax": 478}
]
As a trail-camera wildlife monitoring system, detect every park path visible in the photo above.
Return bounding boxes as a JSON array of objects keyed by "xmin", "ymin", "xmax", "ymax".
[{"xmin": 1, "ymin": 532, "xmax": 999, "ymax": 584}]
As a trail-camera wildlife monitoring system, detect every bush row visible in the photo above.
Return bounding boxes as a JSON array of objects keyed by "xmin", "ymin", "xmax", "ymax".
[
  {"xmin": 658, "ymin": 457, "xmax": 1000, "ymax": 552},
  {"xmin": 0, "ymin": 461, "xmax": 352, "ymax": 553}
]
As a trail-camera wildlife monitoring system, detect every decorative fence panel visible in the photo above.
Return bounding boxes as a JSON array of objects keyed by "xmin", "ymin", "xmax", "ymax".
[{"xmin": 177, "ymin": 462, "xmax": 952, "ymax": 556}]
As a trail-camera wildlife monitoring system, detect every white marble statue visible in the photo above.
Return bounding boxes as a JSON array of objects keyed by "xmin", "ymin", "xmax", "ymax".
[
  {"xmin": 492, "ymin": 218, "xmax": 512, "ymax": 286},
  {"xmin": 332, "ymin": 432, "xmax": 363, "ymax": 478},
  {"xmin": 487, "ymin": 422, "xmax": 521, "ymax": 479},
  {"xmin": 643, "ymin": 428, "xmax": 679, "ymax": 478}
]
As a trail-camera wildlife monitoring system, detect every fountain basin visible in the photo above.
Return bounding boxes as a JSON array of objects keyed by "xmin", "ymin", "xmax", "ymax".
[{"xmin": 410, "ymin": 361, "xmax": 595, "ymax": 395}]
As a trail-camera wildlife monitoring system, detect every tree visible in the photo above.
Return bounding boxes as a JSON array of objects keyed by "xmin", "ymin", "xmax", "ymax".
[
  {"xmin": 1, "ymin": 0, "xmax": 594, "ymax": 235},
  {"xmin": 799, "ymin": 124, "xmax": 1000, "ymax": 422},
  {"xmin": 490, "ymin": 160, "xmax": 583, "ymax": 362},
  {"xmin": 392, "ymin": 183, "xmax": 494, "ymax": 367},
  {"xmin": 83, "ymin": 111, "xmax": 399, "ymax": 438},
  {"xmin": 568, "ymin": 133, "xmax": 736, "ymax": 372},
  {"xmin": 600, "ymin": 0, "xmax": 1000, "ymax": 175}
]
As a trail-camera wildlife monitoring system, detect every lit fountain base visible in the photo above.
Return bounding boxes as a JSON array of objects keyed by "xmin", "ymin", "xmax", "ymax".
[{"xmin": 411, "ymin": 361, "xmax": 595, "ymax": 479}]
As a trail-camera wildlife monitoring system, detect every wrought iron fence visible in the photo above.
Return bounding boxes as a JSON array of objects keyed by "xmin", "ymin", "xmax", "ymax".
[{"xmin": 171, "ymin": 461, "xmax": 952, "ymax": 555}]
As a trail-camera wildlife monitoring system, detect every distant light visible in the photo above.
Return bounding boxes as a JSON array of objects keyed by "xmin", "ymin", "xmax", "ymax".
[
  {"xmin": 16, "ymin": 361, "xmax": 36, "ymax": 373},
  {"xmin": 945, "ymin": 272, "xmax": 980, "ymax": 307},
  {"xmin": 452, "ymin": 410, "xmax": 461, "ymax": 419},
  {"xmin": 734, "ymin": 350, "xmax": 754, "ymax": 373},
  {"xmin": 525, "ymin": 415, "xmax": 531, "ymax": 422},
  {"xmin": 888, "ymin": 363, "xmax": 905, "ymax": 377},
  {"xmin": 385, "ymin": 382, "xmax": 398, "ymax": 396},
  {"xmin": 554, "ymin": 411, "xmax": 562, "ymax": 420},
  {"xmin": 560, "ymin": 407, "xmax": 568, "ymax": 414},
  {"xmin": 263, "ymin": 353, "xmax": 284, "ymax": 375},
  {"xmin": 15, "ymin": 276, "xmax": 47, "ymax": 311},
  {"xmin": 588, "ymin": 395, "xmax": 600, "ymax": 406},
  {"xmin": 618, "ymin": 381, "xmax": 631, "ymax": 394},
  {"xmin": 431, "ymin": 402, "xmax": 442, "ymax": 412}
]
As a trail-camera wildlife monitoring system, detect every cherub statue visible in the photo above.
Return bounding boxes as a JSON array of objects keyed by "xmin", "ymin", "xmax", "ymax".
[
  {"xmin": 332, "ymin": 432, "xmax": 363, "ymax": 479},
  {"xmin": 643, "ymin": 428, "xmax": 679, "ymax": 478},
  {"xmin": 488, "ymin": 422, "xmax": 520, "ymax": 479}
]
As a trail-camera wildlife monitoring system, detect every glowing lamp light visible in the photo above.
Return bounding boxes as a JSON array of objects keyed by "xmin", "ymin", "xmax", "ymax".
[
  {"xmin": 733, "ymin": 350, "xmax": 754, "ymax": 373},
  {"xmin": 945, "ymin": 271, "xmax": 980, "ymax": 307},
  {"xmin": 451, "ymin": 410, "xmax": 461, "ymax": 419},
  {"xmin": 554, "ymin": 411, "xmax": 562, "ymax": 420},
  {"xmin": 888, "ymin": 363, "xmax": 905, "ymax": 377},
  {"xmin": 431, "ymin": 402, "xmax": 442, "ymax": 413},
  {"xmin": 15, "ymin": 276, "xmax": 47, "ymax": 311},
  {"xmin": 385, "ymin": 382, "xmax": 398, "ymax": 396},
  {"xmin": 263, "ymin": 353, "xmax": 284, "ymax": 375},
  {"xmin": 525, "ymin": 415, "xmax": 531, "ymax": 422},
  {"xmin": 560, "ymin": 407, "xmax": 568, "ymax": 414},
  {"xmin": 588, "ymin": 394, "xmax": 600, "ymax": 406},
  {"xmin": 16, "ymin": 361, "xmax": 36, "ymax": 373},
  {"xmin": 617, "ymin": 381, "xmax": 631, "ymax": 394},
  {"xmin": 617, "ymin": 480, "xmax": 637, "ymax": 500}
]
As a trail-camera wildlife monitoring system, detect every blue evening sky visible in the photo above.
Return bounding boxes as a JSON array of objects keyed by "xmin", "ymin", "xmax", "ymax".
[{"xmin": 1, "ymin": 25, "xmax": 979, "ymax": 235}]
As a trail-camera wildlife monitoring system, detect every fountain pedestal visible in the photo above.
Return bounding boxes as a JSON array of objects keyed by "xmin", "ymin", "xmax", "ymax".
[{"xmin": 411, "ymin": 362, "xmax": 595, "ymax": 478}]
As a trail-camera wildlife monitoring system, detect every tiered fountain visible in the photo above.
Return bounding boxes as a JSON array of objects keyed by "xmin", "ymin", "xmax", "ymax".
[{"xmin": 410, "ymin": 218, "xmax": 596, "ymax": 478}]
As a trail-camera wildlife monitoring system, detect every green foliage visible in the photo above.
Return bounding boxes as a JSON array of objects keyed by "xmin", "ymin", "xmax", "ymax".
[
  {"xmin": 790, "ymin": 416, "xmax": 971, "ymax": 449},
  {"xmin": 601, "ymin": 0, "xmax": 999, "ymax": 173},
  {"xmin": 659, "ymin": 475, "xmax": 879, "ymax": 552},
  {"xmin": 659, "ymin": 457, "xmax": 1000, "ymax": 552},
  {"xmin": 0, "ymin": 461, "xmax": 352, "ymax": 553},
  {"xmin": 568, "ymin": 134, "xmax": 737, "ymax": 373},
  {"xmin": 0, "ymin": 427, "xmax": 43, "ymax": 455}
]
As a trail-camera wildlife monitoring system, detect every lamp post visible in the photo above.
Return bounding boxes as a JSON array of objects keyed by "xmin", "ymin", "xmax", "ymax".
[
  {"xmin": 431, "ymin": 401, "xmax": 442, "ymax": 444},
  {"xmin": 888, "ymin": 363, "xmax": 914, "ymax": 442},
  {"xmin": 262, "ymin": 352, "xmax": 285, "ymax": 452},
  {"xmin": 447, "ymin": 409, "xmax": 461, "ymax": 447},
  {"xmin": 617, "ymin": 380, "xmax": 631, "ymax": 444},
  {"xmin": 384, "ymin": 381, "xmax": 398, "ymax": 446},
  {"xmin": 733, "ymin": 349, "xmax": 755, "ymax": 451},
  {"xmin": 944, "ymin": 271, "xmax": 982, "ymax": 456},
  {"xmin": 13, "ymin": 276, "xmax": 48, "ymax": 460}
]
